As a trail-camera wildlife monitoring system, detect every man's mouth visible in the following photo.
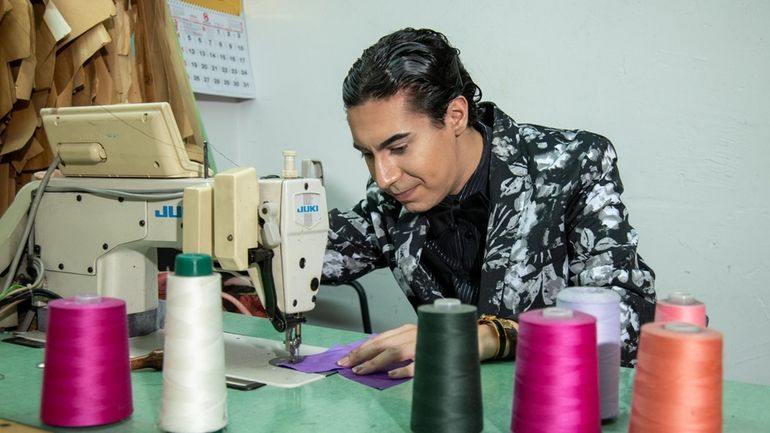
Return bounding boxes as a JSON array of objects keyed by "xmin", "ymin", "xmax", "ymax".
[{"xmin": 392, "ymin": 186, "xmax": 416, "ymax": 201}]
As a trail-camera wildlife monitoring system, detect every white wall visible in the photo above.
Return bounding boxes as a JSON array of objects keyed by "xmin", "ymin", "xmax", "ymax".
[{"xmin": 197, "ymin": 0, "xmax": 770, "ymax": 385}]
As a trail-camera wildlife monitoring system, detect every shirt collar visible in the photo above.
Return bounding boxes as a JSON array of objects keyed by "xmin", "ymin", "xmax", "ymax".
[{"xmin": 439, "ymin": 122, "xmax": 492, "ymax": 206}]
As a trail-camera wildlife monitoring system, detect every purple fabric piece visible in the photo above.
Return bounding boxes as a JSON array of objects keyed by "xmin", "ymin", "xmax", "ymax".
[
  {"xmin": 277, "ymin": 338, "xmax": 411, "ymax": 390},
  {"xmin": 338, "ymin": 361, "xmax": 411, "ymax": 390},
  {"xmin": 278, "ymin": 341, "xmax": 362, "ymax": 374}
]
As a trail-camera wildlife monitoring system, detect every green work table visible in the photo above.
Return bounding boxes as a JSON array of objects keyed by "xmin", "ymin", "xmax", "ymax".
[{"xmin": 1, "ymin": 312, "xmax": 768, "ymax": 432}]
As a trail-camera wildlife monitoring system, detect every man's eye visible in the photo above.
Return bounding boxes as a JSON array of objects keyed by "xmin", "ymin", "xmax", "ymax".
[
  {"xmin": 360, "ymin": 152, "xmax": 373, "ymax": 160},
  {"xmin": 391, "ymin": 146, "xmax": 407, "ymax": 154}
]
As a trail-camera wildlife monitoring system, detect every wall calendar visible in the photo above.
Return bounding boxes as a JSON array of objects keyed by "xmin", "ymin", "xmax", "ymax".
[{"xmin": 167, "ymin": 0, "xmax": 256, "ymax": 99}]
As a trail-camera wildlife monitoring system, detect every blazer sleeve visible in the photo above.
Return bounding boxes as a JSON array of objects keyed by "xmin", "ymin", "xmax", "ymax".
[
  {"xmin": 321, "ymin": 182, "xmax": 390, "ymax": 285},
  {"xmin": 565, "ymin": 134, "xmax": 656, "ymax": 366}
]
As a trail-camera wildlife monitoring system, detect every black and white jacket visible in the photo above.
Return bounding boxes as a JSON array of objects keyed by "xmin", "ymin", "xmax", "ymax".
[{"xmin": 322, "ymin": 102, "xmax": 656, "ymax": 366}]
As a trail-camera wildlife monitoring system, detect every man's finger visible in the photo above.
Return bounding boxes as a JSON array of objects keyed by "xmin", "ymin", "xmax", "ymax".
[
  {"xmin": 339, "ymin": 340, "xmax": 386, "ymax": 367},
  {"xmin": 387, "ymin": 362, "xmax": 414, "ymax": 379},
  {"xmin": 351, "ymin": 348, "xmax": 403, "ymax": 375}
]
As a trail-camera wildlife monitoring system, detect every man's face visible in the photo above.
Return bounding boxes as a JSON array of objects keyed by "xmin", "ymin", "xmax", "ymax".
[{"xmin": 347, "ymin": 93, "xmax": 471, "ymax": 213}]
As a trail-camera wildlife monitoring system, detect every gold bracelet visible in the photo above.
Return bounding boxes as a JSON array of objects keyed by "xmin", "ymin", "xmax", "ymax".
[
  {"xmin": 496, "ymin": 317, "xmax": 519, "ymax": 358},
  {"xmin": 478, "ymin": 314, "xmax": 519, "ymax": 359},
  {"xmin": 478, "ymin": 314, "xmax": 506, "ymax": 359}
]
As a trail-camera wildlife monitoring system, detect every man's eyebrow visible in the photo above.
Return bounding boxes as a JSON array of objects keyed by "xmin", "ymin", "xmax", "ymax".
[{"xmin": 353, "ymin": 132, "xmax": 411, "ymax": 152}]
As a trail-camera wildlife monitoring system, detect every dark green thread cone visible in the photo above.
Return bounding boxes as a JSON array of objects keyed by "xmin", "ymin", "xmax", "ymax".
[{"xmin": 411, "ymin": 299, "xmax": 483, "ymax": 433}]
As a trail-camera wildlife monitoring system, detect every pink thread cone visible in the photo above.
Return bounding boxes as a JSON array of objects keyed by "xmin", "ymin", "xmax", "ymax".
[
  {"xmin": 511, "ymin": 307, "xmax": 600, "ymax": 433},
  {"xmin": 41, "ymin": 296, "xmax": 133, "ymax": 426}
]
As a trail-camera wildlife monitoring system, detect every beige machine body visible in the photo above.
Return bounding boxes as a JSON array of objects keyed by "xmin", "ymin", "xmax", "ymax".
[
  {"xmin": 17, "ymin": 104, "xmax": 329, "ymax": 363},
  {"xmin": 34, "ymin": 176, "xmax": 211, "ymax": 335},
  {"xmin": 33, "ymin": 169, "xmax": 329, "ymax": 345}
]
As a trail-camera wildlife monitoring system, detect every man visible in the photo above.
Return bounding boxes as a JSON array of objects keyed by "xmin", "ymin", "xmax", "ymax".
[{"xmin": 323, "ymin": 28, "xmax": 655, "ymax": 377}]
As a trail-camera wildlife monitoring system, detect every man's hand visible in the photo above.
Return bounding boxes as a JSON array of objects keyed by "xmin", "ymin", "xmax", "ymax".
[
  {"xmin": 337, "ymin": 324, "xmax": 417, "ymax": 378},
  {"xmin": 336, "ymin": 322, "xmax": 503, "ymax": 378}
]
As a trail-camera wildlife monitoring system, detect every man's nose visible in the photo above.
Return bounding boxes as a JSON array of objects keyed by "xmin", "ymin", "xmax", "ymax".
[{"xmin": 373, "ymin": 155, "xmax": 400, "ymax": 190}]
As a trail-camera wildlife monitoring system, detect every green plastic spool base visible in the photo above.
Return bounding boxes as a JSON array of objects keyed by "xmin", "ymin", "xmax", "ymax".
[{"xmin": 174, "ymin": 253, "xmax": 213, "ymax": 277}]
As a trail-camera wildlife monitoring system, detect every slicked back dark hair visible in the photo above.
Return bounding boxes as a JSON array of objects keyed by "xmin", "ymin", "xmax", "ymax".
[{"xmin": 343, "ymin": 28, "xmax": 482, "ymax": 128}]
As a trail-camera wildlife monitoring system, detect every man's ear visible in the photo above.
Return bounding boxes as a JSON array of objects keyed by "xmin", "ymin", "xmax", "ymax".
[{"xmin": 445, "ymin": 95, "xmax": 470, "ymax": 136}]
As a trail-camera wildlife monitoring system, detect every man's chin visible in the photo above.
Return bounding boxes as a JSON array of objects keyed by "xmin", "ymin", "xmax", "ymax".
[{"xmin": 401, "ymin": 201, "xmax": 431, "ymax": 213}]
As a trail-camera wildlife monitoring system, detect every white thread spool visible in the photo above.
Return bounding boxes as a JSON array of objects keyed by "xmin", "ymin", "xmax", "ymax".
[
  {"xmin": 160, "ymin": 254, "xmax": 227, "ymax": 433},
  {"xmin": 556, "ymin": 286, "xmax": 621, "ymax": 421},
  {"xmin": 282, "ymin": 150, "xmax": 297, "ymax": 178}
]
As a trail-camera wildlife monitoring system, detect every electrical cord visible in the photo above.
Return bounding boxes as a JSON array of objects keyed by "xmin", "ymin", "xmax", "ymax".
[
  {"xmin": 1, "ymin": 155, "xmax": 61, "ymax": 294},
  {"xmin": 42, "ymin": 185, "xmax": 184, "ymax": 200},
  {"xmin": 215, "ymin": 269, "xmax": 254, "ymax": 288},
  {"xmin": 0, "ymin": 288, "xmax": 61, "ymax": 310},
  {"xmin": 27, "ymin": 256, "xmax": 45, "ymax": 289},
  {"xmin": 0, "ymin": 299, "xmax": 23, "ymax": 322},
  {"xmin": 0, "ymin": 284, "xmax": 25, "ymax": 300},
  {"xmin": 220, "ymin": 292, "xmax": 253, "ymax": 316},
  {"xmin": 0, "ymin": 256, "xmax": 46, "ymax": 302}
]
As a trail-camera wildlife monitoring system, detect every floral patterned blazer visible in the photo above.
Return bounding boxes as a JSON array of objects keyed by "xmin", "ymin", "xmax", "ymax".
[{"xmin": 322, "ymin": 102, "xmax": 656, "ymax": 365}]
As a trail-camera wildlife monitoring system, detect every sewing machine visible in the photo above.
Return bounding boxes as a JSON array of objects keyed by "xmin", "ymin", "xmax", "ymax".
[{"xmin": 0, "ymin": 103, "xmax": 329, "ymax": 386}]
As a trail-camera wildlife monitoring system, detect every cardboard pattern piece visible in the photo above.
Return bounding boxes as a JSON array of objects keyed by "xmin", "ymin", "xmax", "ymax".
[{"xmin": 0, "ymin": 0, "xmax": 207, "ymax": 216}]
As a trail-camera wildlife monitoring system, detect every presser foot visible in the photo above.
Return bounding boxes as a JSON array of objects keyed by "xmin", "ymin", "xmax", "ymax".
[
  {"xmin": 284, "ymin": 322, "xmax": 303, "ymax": 363},
  {"xmin": 267, "ymin": 322, "xmax": 304, "ymax": 364}
]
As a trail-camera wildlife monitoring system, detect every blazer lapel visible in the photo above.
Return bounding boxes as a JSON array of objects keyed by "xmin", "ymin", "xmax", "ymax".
[
  {"xmin": 478, "ymin": 105, "xmax": 535, "ymax": 316},
  {"xmin": 389, "ymin": 210, "xmax": 443, "ymax": 302}
]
